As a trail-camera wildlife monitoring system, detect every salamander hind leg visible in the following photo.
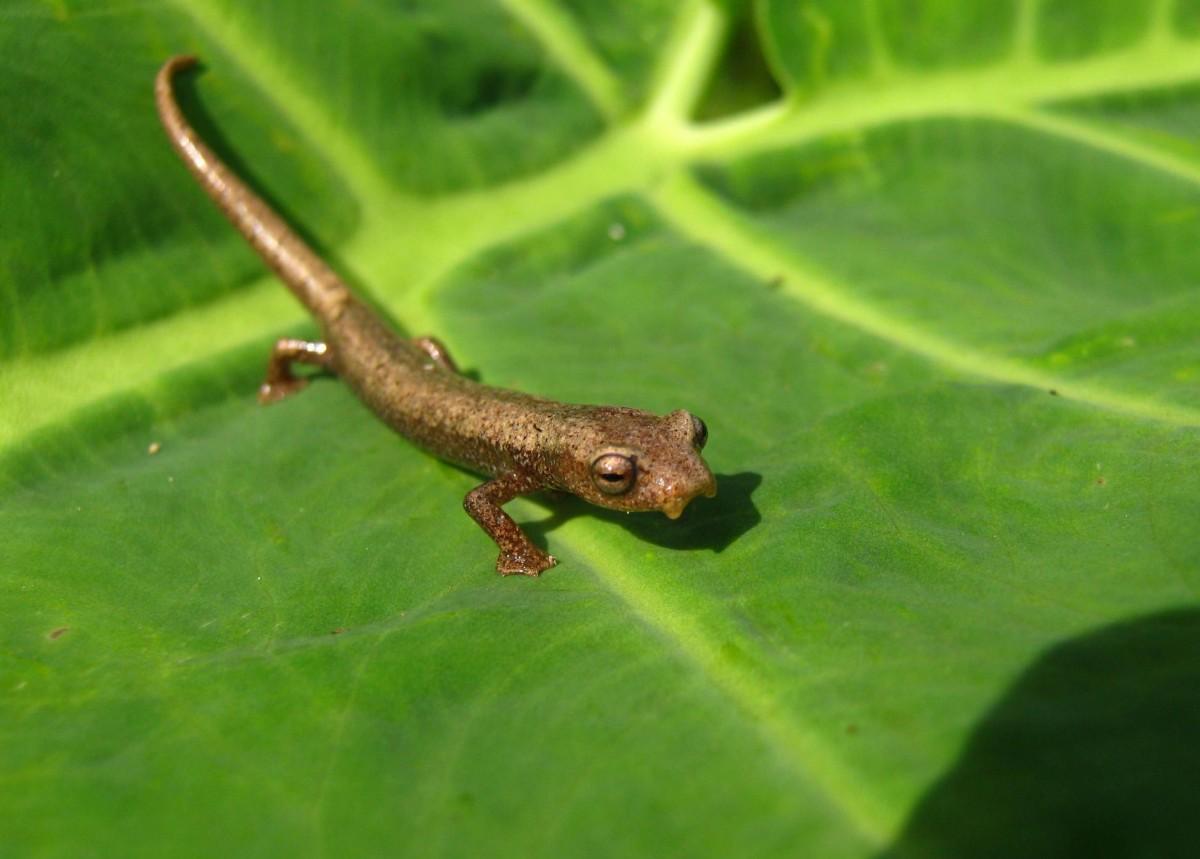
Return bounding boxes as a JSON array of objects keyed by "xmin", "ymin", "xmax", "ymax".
[
  {"xmin": 258, "ymin": 338, "xmax": 333, "ymax": 404},
  {"xmin": 464, "ymin": 473, "xmax": 557, "ymax": 576},
  {"xmin": 413, "ymin": 336, "xmax": 459, "ymax": 373}
]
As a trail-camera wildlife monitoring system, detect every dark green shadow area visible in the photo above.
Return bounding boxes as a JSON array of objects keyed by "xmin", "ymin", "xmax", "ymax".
[
  {"xmin": 171, "ymin": 63, "xmax": 387, "ymax": 315},
  {"xmin": 694, "ymin": 1, "xmax": 783, "ymax": 121},
  {"xmin": 880, "ymin": 608, "xmax": 1200, "ymax": 859}
]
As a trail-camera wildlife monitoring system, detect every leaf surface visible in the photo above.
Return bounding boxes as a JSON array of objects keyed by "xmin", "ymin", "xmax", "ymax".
[{"xmin": 3, "ymin": 1, "xmax": 1199, "ymax": 856}]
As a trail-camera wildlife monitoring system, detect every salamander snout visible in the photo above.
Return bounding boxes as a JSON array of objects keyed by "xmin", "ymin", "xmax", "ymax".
[
  {"xmin": 653, "ymin": 408, "xmax": 716, "ymax": 519},
  {"xmin": 660, "ymin": 464, "xmax": 717, "ymax": 520}
]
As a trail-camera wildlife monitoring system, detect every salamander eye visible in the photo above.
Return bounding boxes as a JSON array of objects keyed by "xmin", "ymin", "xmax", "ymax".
[
  {"xmin": 591, "ymin": 453, "xmax": 636, "ymax": 495},
  {"xmin": 691, "ymin": 415, "xmax": 708, "ymax": 450}
]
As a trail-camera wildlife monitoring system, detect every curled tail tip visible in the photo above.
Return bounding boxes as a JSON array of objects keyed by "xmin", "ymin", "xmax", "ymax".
[
  {"xmin": 155, "ymin": 55, "xmax": 202, "ymax": 130},
  {"xmin": 156, "ymin": 54, "xmax": 199, "ymax": 88},
  {"xmin": 166, "ymin": 54, "xmax": 199, "ymax": 72}
]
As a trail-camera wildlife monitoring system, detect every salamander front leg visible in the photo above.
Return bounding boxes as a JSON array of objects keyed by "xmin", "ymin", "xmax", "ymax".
[
  {"xmin": 413, "ymin": 336, "xmax": 459, "ymax": 373},
  {"xmin": 464, "ymin": 472, "xmax": 557, "ymax": 576},
  {"xmin": 258, "ymin": 338, "xmax": 333, "ymax": 404}
]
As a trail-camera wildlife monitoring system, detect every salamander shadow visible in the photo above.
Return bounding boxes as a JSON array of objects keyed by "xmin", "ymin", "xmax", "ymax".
[
  {"xmin": 172, "ymin": 61, "xmax": 398, "ymax": 329},
  {"xmin": 879, "ymin": 608, "xmax": 1200, "ymax": 859},
  {"xmin": 524, "ymin": 471, "xmax": 762, "ymax": 556}
]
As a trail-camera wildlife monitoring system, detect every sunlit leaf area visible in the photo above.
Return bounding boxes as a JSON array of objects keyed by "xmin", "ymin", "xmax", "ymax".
[{"xmin": 3, "ymin": 1, "xmax": 1199, "ymax": 856}]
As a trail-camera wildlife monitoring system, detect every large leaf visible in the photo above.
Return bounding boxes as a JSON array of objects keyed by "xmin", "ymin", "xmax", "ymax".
[{"xmin": 3, "ymin": 1, "xmax": 1199, "ymax": 856}]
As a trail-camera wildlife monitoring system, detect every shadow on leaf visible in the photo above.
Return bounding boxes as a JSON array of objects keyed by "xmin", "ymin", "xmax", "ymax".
[
  {"xmin": 172, "ymin": 62, "xmax": 401, "ymax": 330},
  {"xmin": 524, "ymin": 471, "xmax": 763, "ymax": 555},
  {"xmin": 880, "ymin": 608, "xmax": 1200, "ymax": 859}
]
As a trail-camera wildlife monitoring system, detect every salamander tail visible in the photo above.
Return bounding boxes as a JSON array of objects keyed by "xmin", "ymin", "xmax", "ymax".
[{"xmin": 155, "ymin": 55, "xmax": 350, "ymax": 322}]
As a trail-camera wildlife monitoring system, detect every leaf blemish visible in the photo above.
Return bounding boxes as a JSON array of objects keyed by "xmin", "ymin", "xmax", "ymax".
[{"xmin": 48, "ymin": 626, "xmax": 69, "ymax": 640}]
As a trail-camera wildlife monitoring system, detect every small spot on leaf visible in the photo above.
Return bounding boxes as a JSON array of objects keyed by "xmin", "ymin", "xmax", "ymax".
[
  {"xmin": 48, "ymin": 626, "xmax": 69, "ymax": 640},
  {"xmin": 267, "ymin": 521, "xmax": 287, "ymax": 546}
]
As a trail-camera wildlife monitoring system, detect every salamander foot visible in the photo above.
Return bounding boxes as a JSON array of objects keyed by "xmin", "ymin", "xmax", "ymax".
[{"xmin": 497, "ymin": 549, "xmax": 558, "ymax": 577}]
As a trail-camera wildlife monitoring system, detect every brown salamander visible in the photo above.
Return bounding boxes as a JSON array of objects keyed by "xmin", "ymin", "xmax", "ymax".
[{"xmin": 155, "ymin": 56, "xmax": 716, "ymax": 575}]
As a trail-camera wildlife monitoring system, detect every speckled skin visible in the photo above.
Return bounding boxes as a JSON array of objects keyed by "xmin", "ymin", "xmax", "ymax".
[{"xmin": 156, "ymin": 56, "xmax": 716, "ymax": 575}]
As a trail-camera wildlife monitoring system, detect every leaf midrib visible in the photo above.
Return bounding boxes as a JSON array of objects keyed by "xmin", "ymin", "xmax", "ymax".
[{"xmin": 553, "ymin": 512, "xmax": 895, "ymax": 842}]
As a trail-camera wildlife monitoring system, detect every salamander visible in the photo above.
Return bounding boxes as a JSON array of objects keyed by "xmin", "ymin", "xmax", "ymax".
[{"xmin": 155, "ymin": 56, "xmax": 715, "ymax": 575}]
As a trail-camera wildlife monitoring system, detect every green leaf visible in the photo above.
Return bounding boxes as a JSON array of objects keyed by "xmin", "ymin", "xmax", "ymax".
[{"xmin": 4, "ymin": 1, "xmax": 1200, "ymax": 856}]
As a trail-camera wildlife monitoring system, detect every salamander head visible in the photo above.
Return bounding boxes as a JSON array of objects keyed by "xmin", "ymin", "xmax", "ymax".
[{"xmin": 569, "ymin": 408, "xmax": 716, "ymax": 518}]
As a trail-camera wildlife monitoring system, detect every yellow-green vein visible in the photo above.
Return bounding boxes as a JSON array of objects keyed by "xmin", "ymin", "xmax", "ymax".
[
  {"xmin": 643, "ymin": 0, "xmax": 729, "ymax": 132},
  {"xmin": 992, "ymin": 107, "xmax": 1200, "ymax": 186},
  {"xmin": 684, "ymin": 38, "xmax": 1200, "ymax": 159},
  {"xmin": 166, "ymin": 0, "xmax": 394, "ymax": 215},
  {"xmin": 650, "ymin": 171, "xmax": 1200, "ymax": 428},
  {"xmin": 498, "ymin": 0, "xmax": 626, "ymax": 120},
  {"xmin": 553, "ymin": 513, "xmax": 894, "ymax": 845}
]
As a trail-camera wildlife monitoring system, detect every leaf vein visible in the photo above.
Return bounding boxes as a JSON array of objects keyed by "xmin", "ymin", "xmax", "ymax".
[
  {"xmin": 166, "ymin": 0, "xmax": 394, "ymax": 215},
  {"xmin": 497, "ymin": 0, "xmax": 625, "ymax": 120},
  {"xmin": 649, "ymin": 171, "xmax": 1200, "ymax": 428}
]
